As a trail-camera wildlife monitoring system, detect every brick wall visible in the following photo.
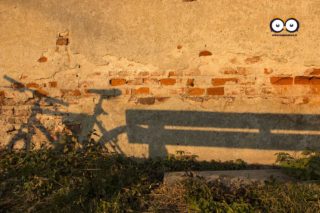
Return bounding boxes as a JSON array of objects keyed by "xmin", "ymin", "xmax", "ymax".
[{"xmin": 2, "ymin": 0, "xmax": 320, "ymax": 163}]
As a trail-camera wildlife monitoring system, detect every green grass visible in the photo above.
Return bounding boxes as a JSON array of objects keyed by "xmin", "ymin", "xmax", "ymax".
[{"xmin": 1, "ymin": 138, "xmax": 320, "ymax": 212}]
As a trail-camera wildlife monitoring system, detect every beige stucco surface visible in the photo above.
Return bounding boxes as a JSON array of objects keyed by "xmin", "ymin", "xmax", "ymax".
[{"xmin": 1, "ymin": 0, "xmax": 320, "ymax": 164}]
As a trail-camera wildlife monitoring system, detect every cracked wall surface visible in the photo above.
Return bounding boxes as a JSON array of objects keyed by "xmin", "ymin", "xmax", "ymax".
[{"xmin": 1, "ymin": 0, "xmax": 320, "ymax": 164}]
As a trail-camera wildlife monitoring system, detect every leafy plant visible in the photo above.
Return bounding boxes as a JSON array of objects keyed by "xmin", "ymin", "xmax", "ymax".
[{"xmin": 276, "ymin": 150, "xmax": 320, "ymax": 180}]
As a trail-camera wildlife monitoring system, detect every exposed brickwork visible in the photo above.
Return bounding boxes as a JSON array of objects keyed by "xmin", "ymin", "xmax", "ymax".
[
  {"xmin": 207, "ymin": 87, "xmax": 224, "ymax": 96},
  {"xmin": 186, "ymin": 79, "xmax": 194, "ymax": 87},
  {"xmin": 35, "ymin": 88, "xmax": 49, "ymax": 97},
  {"xmin": 61, "ymin": 89, "xmax": 81, "ymax": 97},
  {"xmin": 26, "ymin": 82, "xmax": 40, "ymax": 88},
  {"xmin": 294, "ymin": 76, "xmax": 310, "ymax": 84},
  {"xmin": 168, "ymin": 71, "xmax": 183, "ymax": 77},
  {"xmin": 3, "ymin": 70, "xmax": 319, "ymax": 108},
  {"xmin": 159, "ymin": 78, "xmax": 176, "ymax": 86},
  {"xmin": 186, "ymin": 88, "xmax": 205, "ymax": 96},
  {"xmin": 270, "ymin": 77, "xmax": 293, "ymax": 85},
  {"xmin": 245, "ymin": 56, "xmax": 261, "ymax": 64},
  {"xmin": 49, "ymin": 81, "xmax": 58, "ymax": 88},
  {"xmin": 212, "ymin": 78, "xmax": 238, "ymax": 86},
  {"xmin": 0, "ymin": 91, "xmax": 5, "ymax": 97},
  {"xmin": 155, "ymin": 97, "xmax": 170, "ymax": 102},
  {"xmin": 308, "ymin": 68, "xmax": 320, "ymax": 75},
  {"xmin": 137, "ymin": 97, "xmax": 155, "ymax": 105},
  {"xmin": 4, "ymin": 65, "xmax": 320, "ymax": 154},
  {"xmin": 310, "ymin": 77, "xmax": 320, "ymax": 84},
  {"xmin": 110, "ymin": 78, "xmax": 127, "ymax": 86},
  {"xmin": 37, "ymin": 56, "xmax": 48, "ymax": 63},
  {"xmin": 132, "ymin": 87, "xmax": 150, "ymax": 95},
  {"xmin": 56, "ymin": 35, "xmax": 69, "ymax": 46},
  {"xmin": 199, "ymin": 50, "xmax": 212, "ymax": 57}
]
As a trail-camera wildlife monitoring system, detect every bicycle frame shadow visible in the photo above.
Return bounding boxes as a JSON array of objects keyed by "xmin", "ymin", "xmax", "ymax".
[
  {"xmin": 4, "ymin": 76, "xmax": 124, "ymax": 153},
  {"xmin": 4, "ymin": 75, "xmax": 69, "ymax": 151},
  {"xmin": 60, "ymin": 89, "xmax": 126, "ymax": 153}
]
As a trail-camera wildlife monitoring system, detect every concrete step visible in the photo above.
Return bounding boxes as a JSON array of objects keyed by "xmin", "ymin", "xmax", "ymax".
[{"xmin": 164, "ymin": 169, "xmax": 294, "ymax": 186}]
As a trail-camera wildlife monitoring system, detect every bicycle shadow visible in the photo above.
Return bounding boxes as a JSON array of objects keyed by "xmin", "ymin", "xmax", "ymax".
[
  {"xmin": 61, "ymin": 89, "xmax": 126, "ymax": 153},
  {"xmin": 4, "ymin": 75, "xmax": 69, "ymax": 151},
  {"xmin": 4, "ymin": 76, "xmax": 124, "ymax": 153}
]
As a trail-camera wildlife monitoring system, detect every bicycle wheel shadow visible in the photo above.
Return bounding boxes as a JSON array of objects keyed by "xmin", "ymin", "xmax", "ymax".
[
  {"xmin": 4, "ymin": 75, "xmax": 69, "ymax": 151},
  {"xmin": 60, "ymin": 88, "xmax": 126, "ymax": 153},
  {"xmin": 4, "ymin": 75, "xmax": 125, "ymax": 153}
]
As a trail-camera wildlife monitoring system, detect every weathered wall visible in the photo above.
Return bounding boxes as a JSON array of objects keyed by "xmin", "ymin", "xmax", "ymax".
[{"xmin": 1, "ymin": 0, "xmax": 320, "ymax": 164}]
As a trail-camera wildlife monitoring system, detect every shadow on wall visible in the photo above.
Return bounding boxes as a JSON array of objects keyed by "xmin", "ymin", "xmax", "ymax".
[
  {"xmin": 4, "ymin": 75, "xmax": 320, "ymax": 158},
  {"xmin": 126, "ymin": 110, "xmax": 320, "ymax": 157},
  {"xmin": 4, "ymin": 75, "xmax": 69, "ymax": 151},
  {"xmin": 4, "ymin": 75, "xmax": 124, "ymax": 153}
]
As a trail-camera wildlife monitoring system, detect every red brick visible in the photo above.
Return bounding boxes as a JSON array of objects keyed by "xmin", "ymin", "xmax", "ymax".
[
  {"xmin": 72, "ymin": 89, "xmax": 81, "ymax": 96},
  {"xmin": 56, "ymin": 36, "xmax": 69, "ymax": 45},
  {"xmin": 110, "ymin": 78, "xmax": 126, "ymax": 86},
  {"xmin": 132, "ymin": 87, "xmax": 150, "ymax": 95},
  {"xmin": 35, "ymin": 88, "xmax": 49, "ymax": 97},
  {"xmin": 49, "ymin": 81, "xmax": 58, "ymax": 88},
  {"xmin": 156, "ymin": 97, "xmax": 170, "ymax": 102},
  {"xmin": 309, "ymin": 68, "xmax": 320, "ymax": 75},
  {"xmin": 26, "ymin": 82, "xmax": 40, "ymax": 88},
  {"xmin": 0, "ymin": 91, "xmax": 5, "ymax": 98},
  {"xmin": 186, "ymin": 79, "xmax": 194, "ymax": 87},
  {"xmin": 186, "ymin": 88, "xmax": 205, "ymax": 96},
  {"xmin": 294, "ymin": 76, "xmax": 310, "ymax": 84},
  {"xmin": 199, "ymin": 50, "xmax": 212, "ymax": 57},
  {"xmin": 37, "ymin": 56, "xmax": 47, "ymax": 63},
  {"xmin": 168, "ymin": 71, "xmax": 183, "ymax": 77},
  {"xmin": 137, "ymin": 97, "xmax": 155, "ymax": 105},
  {"xmin": 270, "ymin": 77, "xmax": 293, "ymax": 85},
  {"xmin": 207, "ymin": 87, "xmax": 224, "ymax": 96},
  {"xmin": 160, "ymin": 78, "xmax": 176, "ymax": 86},
  {"xmin": 212, "ymin": 78, "xmax": 238, "ymax": 86},
  {"xmin": 245, "ymin": 56, "xmax": 261, "ymax": 64},
  {"xmin": 310, "ymin": 77, "xmax": 320, "ymax": 84}
]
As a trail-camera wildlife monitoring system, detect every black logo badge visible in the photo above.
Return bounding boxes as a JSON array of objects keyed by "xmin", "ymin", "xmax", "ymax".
[{"xmin": 270, "ymin": 18, "xmax": 299, "ymax": 36}]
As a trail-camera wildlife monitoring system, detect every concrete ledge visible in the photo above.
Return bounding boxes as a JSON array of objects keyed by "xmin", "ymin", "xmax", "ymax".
[{"xmin": 164, "ymin": 169, "xmax": 294, "ymax": 186}]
